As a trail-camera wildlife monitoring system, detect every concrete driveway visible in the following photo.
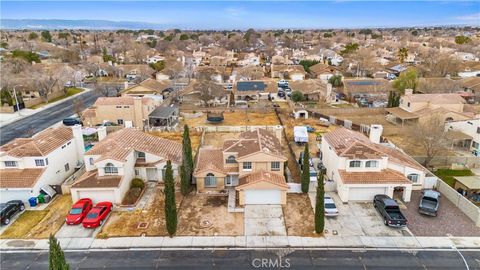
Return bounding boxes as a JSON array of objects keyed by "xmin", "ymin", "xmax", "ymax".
[
  {"xmin": 56, "ymin": 223, "xmax": 102, "ymax": 238},
  {"xmin": 324, "ymin": 193, "xmax": 410, "ymax": 237},
  {"xmin": 244, "ymin": 205, "xmax": 286, "ymax": 236}
]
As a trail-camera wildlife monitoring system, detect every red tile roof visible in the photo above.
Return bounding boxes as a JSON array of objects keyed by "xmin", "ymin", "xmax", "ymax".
[
  {"xmin": 338, "ymin": 169, "xmax": 411, "ymax": 185},
  {"xmin": 236, "ymin": 170, "xmax": 288, "ymax": 189},
  {"xmin": 0, "ymin": 168, "xmax": 45, "ymax": 188}
]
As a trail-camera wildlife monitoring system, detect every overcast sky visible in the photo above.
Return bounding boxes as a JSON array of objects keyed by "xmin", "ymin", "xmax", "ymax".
[{"xmin": 2, "ymin": 1, "xmax": 479, "ymax": 29}]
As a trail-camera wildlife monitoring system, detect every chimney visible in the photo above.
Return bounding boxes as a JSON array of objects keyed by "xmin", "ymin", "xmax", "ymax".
[
  {"xmin": 274, "ymin": 125, "xmax": 283, "ymax": 143},
  {"xmin": 405, "ymin": 89, "xmax": 413, "ymax": 96},
  {"xmin": 369, "ymin": 124, "xmax": 383, "ymax": 144},
  {"xmin": 124, "ymin": 81, "xmax": 129, "ymax": 90},
  {"xmin": 97, "ymin": 126, "xmax": 107, "ymax": 141},
  {"xmin": 133, "ymin": 97, "xmax": 143, "ymax": 128},
  {"xmin": 71, "ymin": 124, "xmax": 85, "ymax": 158}
]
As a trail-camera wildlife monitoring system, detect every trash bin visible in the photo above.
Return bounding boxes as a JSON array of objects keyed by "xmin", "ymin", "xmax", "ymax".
[
  {"xmin": 44, "ymin": 195, "xmax": 51, "ymax": 203},
  {"xmin": 37, "ymin": 193, "xmax": 45, "ymax": 204},
  {"xmin": 29, "ymin": 197, "xmax": 37, "ymax": 207}
]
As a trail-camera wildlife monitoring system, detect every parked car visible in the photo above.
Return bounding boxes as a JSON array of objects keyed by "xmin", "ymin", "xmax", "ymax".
[
  {"xmin": 309, "ymin": 167, "xmax": 318, "ymax": 182},
  {"xmin": 418, "ymin": 190, "xmax": 440, "ymax": 216},
  {"xmin": 0, "ymin": 200, "xmax": 25, "ymax": 225},
  {"xmin": 63, "ymin": 117, "xmax": 82, "ymax": 126},
  {"xmin": 66, "ymin": 198, "xmax": 93, "ymax": 225},
  {"xmin": 324, "ymin": 196, "xmax": 339, "ymax": 217},
  {"xmin": 82, "ymin": 202, "xmax": 113, "ymax": 228},
  {"xmin": 305, "ymin": 126, "xmax": 315, "ymax": 133},
  {"xmin": 277, "ymin": 90, "xmax": 286, "ymax": 98},
  {"xmin": 373, "ymin": 195, "xmax": 407, "ymax": 227}
]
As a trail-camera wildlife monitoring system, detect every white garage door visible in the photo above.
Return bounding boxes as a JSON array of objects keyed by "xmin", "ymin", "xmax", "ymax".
[
  {"xmin": 348, "ymin": 187, "xmax": 387, "ymax": 201},
  {"xmin": 76, "ymin": 190, "xmax": 116, "ymax": 204},
  {"xmin": 244, "ymin": 190, "xmax": 281, "ymax": 205}
]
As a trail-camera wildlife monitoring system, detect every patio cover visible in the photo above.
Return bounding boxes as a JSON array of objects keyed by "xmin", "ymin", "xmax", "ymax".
[
  {"xmin": 385, "ymin": 107, "xmax": 419, "ymax": 120},
  {"xmin": 454, "ymin": 176, "xmax": 480, "ymax": 190}
]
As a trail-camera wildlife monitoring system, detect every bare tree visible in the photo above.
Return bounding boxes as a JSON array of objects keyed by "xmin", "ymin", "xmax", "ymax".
[
  {"xmin": 131, "ymin": 43, "xmax": 148, "ymax": 64},
  {"xmin": 408, "ymin": 114, "xmax": 448, "ymax": 167},
  {"xmin": 35, "ymin": 74, "xmax": 59, "ymax": 103},
  {"xmin": 95, "ymin": 84, "xmax": 111, "ymax": 97},
  {"xmin": 193, "ymin": 68, "xmax": 225, "ymax": 106},
  {"xmin": 72, "ymin": 98, "xmax": 84, "ymax": 117}
]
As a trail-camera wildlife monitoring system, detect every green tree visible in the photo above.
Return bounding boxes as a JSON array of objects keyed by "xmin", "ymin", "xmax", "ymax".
[
  {"xmin": 12, "ymin": 50, "xmax": 41, "ymax": 63},
  {"xmin": 0, "ymin": 42, "xmax": 8, "ymax": 49},
  {"xmin": 315, "ymin": 174, "xmax": 325, "ymax": 234},
  {"xmin": 1, "ymin": 88, "xmax": 14, "ymax": 106},
  {"xmin": 328, "ymin": 75, "xmax": 343, "ymax": 87},
  {"xmin": 411, "ymin": 30, "xmax": 418, "ymax": 36},
  {"xmin": 301, "ymin": 143, "xmax": 310, "ymax": 193},
  {"xmin": 340, "ymin": 43, "xmax": 359, "ymax": 56},
  {"xmin": 387, "ymin": 91, "xmax": 401, "ymax": 107},
  {"xmin": 455, "ymin": 35, "xmax": 471, "ymax": 45},
  {"xmin": 392, "ymin": 69, "xmax": 419, "ymax": 94},
  {"xmin": 291, "ymin": 90, "xmax": 304, "ymax": 103},
  {"xmin": 28, "ymin": 32, "xmax": 38, "ymax": 40},
  {"xmin": 397, "ymin": 47, "xmax": 408, "ymax": 63},
  {"xmin": 149, "ymin": 61, "xmax": 165, "ymax": 72},
  {"xmin": 323, "ymin": 32, "xmax": 333, "ymax": 38},
  {"xmin": 180, "ymin": 164, "xmax": 189, "ymax": 196},
  {"xmin": 164, "ymin": 160, "xmax": 177, "ymax": 236},
  {"xmin": 41, "ymin": 30, "xmax": 52, "ymax": 42},
  {"xmin": 182, "ymin": 125, "xmax": 194, "ymax": 191},
  {"xmin": 49, "ymin": 234, "xmax": 69, "ymax": 270},
  {"xmin": 179, "ymin": 34, "xmax": 189, "ymax": 40}
]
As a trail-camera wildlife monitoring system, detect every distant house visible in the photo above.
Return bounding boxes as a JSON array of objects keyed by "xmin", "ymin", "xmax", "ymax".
[
  {"xmin": 146, "ymin": 55, "xmax": 165, "ymax": 64},
  {"xmin": 342, "ymin": 78, "xmax": 393, "ymax": 100},
  {"xmin": 0, "ymin": 126, "xmax": 85, "ymax": 203},
  {"xmin": 147, "ymin": 105, "xmax": 179, "ymax": 130},
  {"xmin": 271, "ymin": 64, "xmax": 306, "ymax": 81},
  {"xmin": 308, "ymin": 63, "xmax": 342, "ymax": 83},
  {"xmin": 121, "ymin": 78, "xmax": 172, "ymax": 97},
  {"xmin": 70, "ymin": 129, "xmax": 182, "ymax": 204},
  {"xmin": 445, "ymin": 119, "xmax": 480, "ymax": 155},
  {"xmin": 234, "ymin": 81, "xmax": 268, "ymax": 101},
  {"xmin": 289, "ymin": 80, "xmax": 333, "ymax": 102},
  {"xmin": 387, "ymin": 64, "xmax": 408, "ymax": 76}
]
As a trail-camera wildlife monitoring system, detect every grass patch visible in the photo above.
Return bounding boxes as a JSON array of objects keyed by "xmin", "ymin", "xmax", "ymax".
[
  {"xmin": 29, "ymin": 87, "xmax": 84, "ymax": 109},
  {"xmin": 434, "ymin": 168, "xmax": 474, "ymax": 187},
  {"xmin": 0, "ymin": 211, "xmax": 48, "ymax": 238}
]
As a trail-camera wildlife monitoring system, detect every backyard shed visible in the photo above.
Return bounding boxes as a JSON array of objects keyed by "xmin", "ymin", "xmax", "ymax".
[{"xmin": 293, "ymin": 126, "xmax": 308, "ymax": 144}]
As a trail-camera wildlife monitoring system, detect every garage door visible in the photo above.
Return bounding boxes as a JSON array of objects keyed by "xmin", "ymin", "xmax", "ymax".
[
  {"xmin": 76, "ymin": 190, "xmax": 116, "ymax": 204},
  {"xmin": 348, "ymin": 187, "xmax": 387, "ymax": 201},
  {"xmin": 244, "ymin": 190, "xmax": 281, "ymax": 205}
]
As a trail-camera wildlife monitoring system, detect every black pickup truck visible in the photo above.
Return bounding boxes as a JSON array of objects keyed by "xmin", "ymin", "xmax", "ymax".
[{"xmin": 373, "ymin": 195, "xmax": 407, "ymax": 228}]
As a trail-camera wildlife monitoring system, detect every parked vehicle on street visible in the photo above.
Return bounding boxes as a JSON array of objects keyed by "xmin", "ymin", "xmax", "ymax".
[
  {"xmin": 66, "ymin": 198, "xmax": 93, "ymax": 225},
  {"xmin": 373, "ymin": 195, "xmax": 407, "ymax": 227},
  {"xmin": 418, "ymin": 190, "xmax": 440, "ymax": 216},
  {"xmin": 63, "ymin": 117, "xmax": 82, "ymax": 126},
  {"xmin": 324, "ymin": 196, "xmax": 339, "ymax": 217},
  {"xmin": 82, "ymin": 202, "xmax": 113, "ymax": 228},
  {"xmin": 0, "ymin": 200, "xmax": 25, "ymax": 225}
]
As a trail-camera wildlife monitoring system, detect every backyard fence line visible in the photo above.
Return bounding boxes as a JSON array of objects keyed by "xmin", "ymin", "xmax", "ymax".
[
  {"xmin": 311, "ymin": 107, "xmax": 386, "ymax": 116},
  {"xmin": 413, "ymin": 156, "xmax": 480, "ymax": 168},
  {"xmin": 435, "ymin": 179, "xmax": 480, "ymax": 226},
  {"xmin": 193, "ymin": 125, "xmax": 281, "ymax": 133}
]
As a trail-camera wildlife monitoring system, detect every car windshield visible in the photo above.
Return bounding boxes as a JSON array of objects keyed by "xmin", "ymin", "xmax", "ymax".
[
  {"xmin": 325, "ymin": 203, "xmax": 336, "ymax": 209},
  {"xmin": 422, "ymin": 197, "xmax": 438, "ymax": 202},
  {"xmin": 69, "ymin": 208, "xmax": 83, "ymax": 215},
  {"xmin": 0, "ymin": 203, "xmax": 6, "ymax": 211},
  {"xmin": 86, "ymin": 213, "xmax": 98, "ymax": 219}
]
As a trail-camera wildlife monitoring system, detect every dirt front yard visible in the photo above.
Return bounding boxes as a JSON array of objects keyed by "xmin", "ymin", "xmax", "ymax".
[
  {"xmin": 282, "ymin": 194, "xmax": 317, "ymax": 237},
  {"xmin": 177, "ymin": 195, "xmax": 244, "ymax": 236},
  {"xmin": 1, "ymin": 195, "xmax": 72, "ymax": 239}
]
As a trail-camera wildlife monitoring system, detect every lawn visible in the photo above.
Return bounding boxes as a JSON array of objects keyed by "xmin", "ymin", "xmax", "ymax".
[
  {"xmin": 282, "ymin": 194, "xmax": 318, "ymax": 237},
  {"xmin": 434, "ymin": 168, "xmax": 474, "ymax": 187},
  {"xmin": 0, "ymin": 195, "xmax": 72, "ymax": 239},
  {"xmin": 29, "ymin": 87, "xmax": 84, "ymax": 109}
]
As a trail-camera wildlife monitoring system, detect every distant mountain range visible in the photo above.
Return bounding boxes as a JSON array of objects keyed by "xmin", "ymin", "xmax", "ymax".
[{"xmin": 1, "ymin": 19, "xmax": 169, "ymax": 30}]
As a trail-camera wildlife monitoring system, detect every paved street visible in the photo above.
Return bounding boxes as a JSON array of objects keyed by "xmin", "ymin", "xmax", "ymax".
[
  {"xmin": 1, "ymin": 249, "xmax": 479, "ymax": 269},
  {"xmin": 0, "ymin": 90, "xmax": 100, "ymax": 145}
]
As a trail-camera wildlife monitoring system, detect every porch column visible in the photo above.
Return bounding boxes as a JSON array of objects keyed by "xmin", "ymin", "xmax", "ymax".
[
  {"xmin": 387, "ymin": 186, "xmax": 394, "ymax": 198},
  {"xmin": 403, "ymin": 185, "xmax": 412, "ymax": 202}
]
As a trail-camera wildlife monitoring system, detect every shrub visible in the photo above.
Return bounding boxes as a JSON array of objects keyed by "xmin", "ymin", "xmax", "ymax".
[{"xmin": 131, "ymin": 178, "xmax": 145, "ymax": 189}]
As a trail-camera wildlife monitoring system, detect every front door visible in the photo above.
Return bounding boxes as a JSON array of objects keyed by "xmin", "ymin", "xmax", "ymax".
[
  {"xmin": 146, "ymin": 168, "xmax": 158, "ymax": 182},
  {"xmin": 225, "ymin": 176, "xmax": 232, "ymax": 186}
]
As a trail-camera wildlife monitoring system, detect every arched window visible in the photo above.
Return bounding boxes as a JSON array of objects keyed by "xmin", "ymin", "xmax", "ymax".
[
  {"xmin": 349, "ymin": 160, "xmax": 362, "ymax": 168},
  {"xmin": 104, "ymin": 163, "xmax": 118, "ymax": 174},
  {"xmin": 205, "ymin": 173, "xmax": 216, "ymax": 187},
  {"xmin": 226, "ymin": 155, "xmax": 237, "ymax": 164},
  {"xmin": 89, "ymin": 158, "xmax": 94, "ymax": 165},
  {"xmin": 407, "ymin": 173, "xmax": 419, "ymax": 183},
  {"xmin": 445, "ymin": 117, "xmax": 454, "ymax": 122},
  {"xmin": 365, "ymin": 160, "xmax": 378, "ymax": 168}
]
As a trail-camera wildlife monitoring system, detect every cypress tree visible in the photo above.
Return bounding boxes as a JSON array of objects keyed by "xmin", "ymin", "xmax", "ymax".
[
  {"xmin": 315, "ymin": 174, "xmax": 325, "ymax": 234},
  {"xmin": 164, "ymin": 160, "xmax": 177, "ymax": 236},
  {"xmin": 301, "ymin": 143, "xmax": 310, "ymax": 193},
  {"xmin": 180, "ymin": 164, "xmax": 189, "ymax": 196},
  {"xmin": 182, "ymin": 125, "xmax": 193, "ymax": 189},
  {"xmin": 49, "ymin": 234, "xmax": 69, "ymax": 270}
]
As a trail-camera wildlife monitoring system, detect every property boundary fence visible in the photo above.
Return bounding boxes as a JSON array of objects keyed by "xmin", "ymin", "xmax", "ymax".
[
  {"xmin": 435, "ymin": 179, "xmax": 480, "ymax": 226},
  {"xmin": 413, "ymin": 156, "xmax": 480, "ymax": 168}
]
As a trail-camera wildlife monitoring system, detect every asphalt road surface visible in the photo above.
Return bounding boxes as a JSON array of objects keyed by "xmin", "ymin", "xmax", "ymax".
[
  {"xmin": 1, "ymin": 249, "xmax": 479, "ymax": 269},
  {"xmin": 0, "ymin": 90, "xmax": 100, "ymax": 145}
]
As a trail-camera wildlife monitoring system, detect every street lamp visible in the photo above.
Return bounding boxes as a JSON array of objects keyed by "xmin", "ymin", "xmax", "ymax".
[{"xmin": 13, "ymin": 84, "xmax": 23, "ymax": 114}]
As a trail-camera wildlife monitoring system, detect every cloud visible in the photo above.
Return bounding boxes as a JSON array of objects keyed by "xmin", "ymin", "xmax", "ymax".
[{"xmin": 454, "ymin": 12, "xmax": 480, "ymax": 21}]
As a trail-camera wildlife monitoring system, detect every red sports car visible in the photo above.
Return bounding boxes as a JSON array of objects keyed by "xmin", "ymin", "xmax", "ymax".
[
  {"xmin": 82, "ymin": 202, "xmax": 113, "ymax": 228},
  {"xmin": 66, "ymin": 198, "xmax": 92, "ymax": 225}
]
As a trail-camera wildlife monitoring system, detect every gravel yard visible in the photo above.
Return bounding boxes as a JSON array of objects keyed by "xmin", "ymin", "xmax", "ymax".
[{"xmin": 283, "ymin": 194, "xmax": 317, "ymax": 237}]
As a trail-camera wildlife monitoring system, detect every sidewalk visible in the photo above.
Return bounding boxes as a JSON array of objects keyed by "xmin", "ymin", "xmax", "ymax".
[
  {"xmin": 0, "ymin": 87, "xmax": 92, "ymax": 127},
  {"xmin": 1, "ymin": 235, "xmax": 479, "ymax": 251}
]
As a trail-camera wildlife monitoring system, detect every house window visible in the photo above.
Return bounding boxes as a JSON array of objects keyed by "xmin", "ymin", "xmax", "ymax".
[
  {"xmin": 243, "ymin": 162, "xmax": 252, "ymax": 171},
  {"xmin": 104, "ymin": 163, "xmax": 118, "ymax": 174},
  {"xmin": 473, "ymin": 141, "xmax": 479, "ymax": 149},
  {"xmin": 64, "ymin": 163, "xmax": 70, "ymax": 172},
  {"xmin": 349, "ymin": 160, "xmax": 362, "ymax": 168},
  {"xmin": 365, "ymin": 160, "xmax": 378, "ymax": 168},
  {"xmin": 137, "ymin": 151, "xmax": 146, "ymax": 158},
  {"xmin": 67, "ymin": 142, "xmax": 71, "ymax": 145},
  {"xmin": 407, "ymin": 102, "xmax": 410, "ymax": 107},
  {"xmin": 46, "ymin": 158, "xmax": 49, "ymax": 165},
  {"xmin": 116, "ymin": 106, "xmax": 122, "ymax": 108},
  {"xmin": 4, "ymin": 161, "xmax": 18, "ymax": 167},
  {"xmin": 117, "ymin": 119, "xmax": 124, "ymax": 125},
  {"xmin": 123, "ymin": 106, "xmax": 129, "ymax": 108},
  {"xmin": 135, "ymin": 169, "xmax": 140, "ymax": 176},
  {"xmin": 477, "ymin": 127, "xmax": 480, "ymax": 134},
  {"xmin": 271, "ymin": 162, "xmax": 280, "ymax": 171},
  {"xmin": 407, "ymin": 173, "xmax": 419, "ymax": 183},
  {"xmin": 89, "ymin": 158, "xmax": 94, "ymax": 165},
  {"xmin": 226, "ymin": 155, "xmax": 236, "ymax": 164},
  {"xmin": 204, "ymin": 173, "xmax": 216, "ymax": 187},
  {"xmin": 35, "ymin": 159, "xmax": 45, "ymax": 166}
]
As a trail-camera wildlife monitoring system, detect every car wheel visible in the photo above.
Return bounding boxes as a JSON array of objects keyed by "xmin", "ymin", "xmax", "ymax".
[
  {"xmin": 384, "ymin": 219, "xmax": 388, "ymax": 226},
  {"xmin": 20, "ymin": 205, "xmax": 25, "ymax": 211},
  {"xmin": 4, "ymin": 218, "xmax": 10, "ymax": 225}
]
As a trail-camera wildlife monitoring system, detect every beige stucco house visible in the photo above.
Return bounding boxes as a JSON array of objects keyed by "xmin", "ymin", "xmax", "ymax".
[{"xmin": 193, "ymin": 128, "xmax": 288, "ymax": 205}]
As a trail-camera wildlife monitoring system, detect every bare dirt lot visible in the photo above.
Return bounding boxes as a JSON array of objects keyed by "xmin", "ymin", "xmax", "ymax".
[
  {"xmin": 177, "ymin": 195, "xmax": 244, "ymax": 236},
  {"xmin": 148, "ymin": 131, "xmax": 201, "ymax": 153},
  {"xmin": 182, "ymin": 111, "xmax": 280, "ymax": 127},
  {"xmin": 282, "ymin": 194, "xmax": 318, "ymax": 237},
  {"xmin": 403, "ymin": 191, "xmax": 480, "ymax": 237}
]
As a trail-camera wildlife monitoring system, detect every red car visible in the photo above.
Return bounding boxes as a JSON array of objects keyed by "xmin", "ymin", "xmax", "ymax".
[
  {"xmin": 82, "ymin": 202, "xmax": 113, "ymax": 228},
  {"xmin": 65, "ymin": 198, "xmax": 92, "ymax": 225}
]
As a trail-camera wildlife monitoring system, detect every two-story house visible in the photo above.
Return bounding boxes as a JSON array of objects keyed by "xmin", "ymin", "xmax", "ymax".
[
  {"xmin": 193, "ymin": 128, "xmax": 288, "ymax": 205},
  {"xmin": 386, "ymin": 90, "xmax": 473, "ymax": 125},
  {"xmin": 70, "ymin": 128, "xmax": 182, "ymax": 204},
  {"xmin": 321, "ymin": 125, "xmax": 427, "ymax": 203},
  {"xmin": 445, "ymin": 119, "xmax": 480, "ymax": 156},
  {"xmin": 0, "ymin": 125, "xmax": 85, "ymax": 203}
]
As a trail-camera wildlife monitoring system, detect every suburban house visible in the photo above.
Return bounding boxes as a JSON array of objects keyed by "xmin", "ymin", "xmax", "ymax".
[
  {"xmin": 0, "ymin": 126, "xmax": 85, "ymax": 203},
  {"xmin": 121, "ymin": 78, "xmax": 172, "ymax": 97},
  {"xmin": 386, "ymin": 90, "xmax": 474, "ymax": 125},
  {"xmin": 289, "ymin": 80, "xmax": 333, "ymax": 102},
  {"xmin": 321, "ymin": 126, "xmax": 427, "ymax": 203},
  {"xmin": 193, "ymin": 128, "xmax": 288, "ymax": 205},
  {"xmin": 82, "ymin": 95, "xmax": 163, "ymax": 129},
  {"xmin": 234, "ymin": 81, "xmax": 273, "ymax": 101},
  {"xmin": 445, "ymin": 119, "xmax": 480, "ymax": 156},
  {"xmin": 309, "ymin": 63, "xmax": 342, "ymax": 83},
  {"xmin": 342, "ymin": 78, "xmax": 393, "ymax": 101},
  {"xmin": 271, "ymin": 64, "xmax": 306, "ymax": 81},
  {"xmin": 70, "ymin": 128, "xmax": 182, "ymax": 204}
]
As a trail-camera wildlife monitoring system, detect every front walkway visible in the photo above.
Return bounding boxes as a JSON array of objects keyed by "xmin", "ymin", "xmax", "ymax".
[{"xmin": 244, "ymin": 205, "xmax": 287, "ymax": 236}]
